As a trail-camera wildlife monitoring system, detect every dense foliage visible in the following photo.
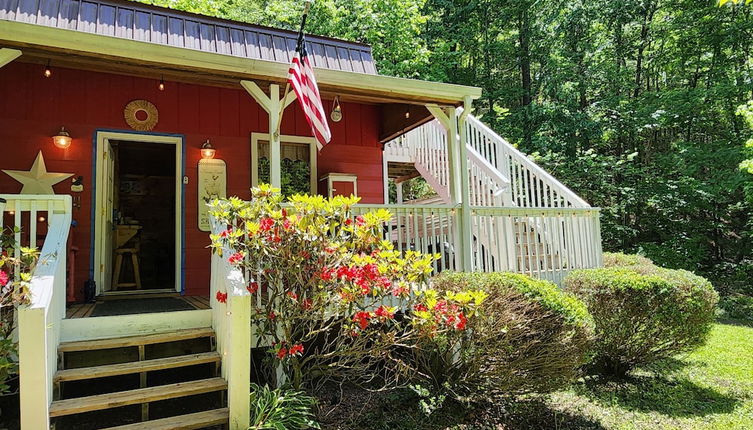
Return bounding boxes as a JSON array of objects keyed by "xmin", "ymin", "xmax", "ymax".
[
  {"xmin": 424, "ymin": 272, "xmax": 593, "ymax": 399},
  {"xmin": 249, "ymin": 383, "xmax": 320, "ymax": 430},
  {"xmin": 209, "ymin": 185, "xmax": 485, "ymax": 389},
  {"xmin": 0, "ymin": 228, "xmax": 38, "ymax": 394},
  {"xmin": 565, "ymin": 261, "xmax": 718, "ymax": 376}
]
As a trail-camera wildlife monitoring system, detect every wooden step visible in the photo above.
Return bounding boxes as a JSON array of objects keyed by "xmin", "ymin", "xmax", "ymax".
[
  {"xmin": 54, "ymin": 352, "xmax": 221, "ymax": 382},
  {"xmin": 100, "ymin": 408, "xmax": 229, "ymax": 430},
  {"xmin": 49, "ymin": 378, "xmax": 227, "ymax": 417},
  {"xmin": 59, "ymin": 328, "xmax": 215, "ymax": 353}
]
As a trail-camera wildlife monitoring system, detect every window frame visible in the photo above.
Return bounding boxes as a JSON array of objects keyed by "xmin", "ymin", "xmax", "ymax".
[{"xmin": 250, "ymin": 133, "xmax": 318, "ymax": 195}]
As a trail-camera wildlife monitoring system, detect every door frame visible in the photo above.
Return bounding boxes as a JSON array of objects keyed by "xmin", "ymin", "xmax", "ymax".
[
  {"xmin": 250, "ymin": 133, "xmax": 318, "ymax": 193},
  {"xmin": 91, "ymin": 130, "xmax": 185, "ymax": 296}
]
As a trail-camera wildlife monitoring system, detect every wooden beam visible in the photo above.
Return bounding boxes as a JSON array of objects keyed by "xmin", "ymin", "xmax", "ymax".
[
  {"xmin": 0, "ymin": 20, "xmax": 481, "ymax": 105},
  {"xmin": 241, "ymin": 81, "xmax": 283, "ymax": 187},
  {"xmin": 0, "ymin": 48, "xmax": 21, "ymax": 68},
  {"xmin": 394, "ymin": 171, "xmax": 421, "ymax": 184}
]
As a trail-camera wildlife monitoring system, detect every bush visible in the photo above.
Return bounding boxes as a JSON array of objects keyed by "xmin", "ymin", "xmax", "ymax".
[
  {"xmin": 719, "ymin": 294, "xmax": 753, "ymax": 322},
  {"xmin": 249, "ymin": 383, "xmax": 320, "ymax": 430},
  {"xmin": 564, "ymin": 266, "xmax": 718, "ymax": 376},
  {"xmin": 419, "ymin": 272, "xmax": 594, "ymax": 399},
  {"xmin": 209, "ymin": 186, "xmax": 486, "ymax": 390},
  {"xmin": 603, "ymin": 252, "xmax": 654, "ymax": 268}
]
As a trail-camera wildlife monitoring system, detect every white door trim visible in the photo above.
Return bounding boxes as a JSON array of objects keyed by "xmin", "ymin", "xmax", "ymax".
[{"xmin": 93, "ymin": 131, "xmax": 184, "ymax": 295}]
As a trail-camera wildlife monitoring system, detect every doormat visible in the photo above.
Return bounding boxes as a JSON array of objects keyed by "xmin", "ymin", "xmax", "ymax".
[{"xmin": 90, "ymin": 297, "xmax": 195, "ymax": 317}]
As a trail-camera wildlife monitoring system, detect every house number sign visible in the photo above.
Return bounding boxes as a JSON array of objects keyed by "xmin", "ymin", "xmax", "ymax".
[{"xmin": 198, "ymin": 158, "xmax": 227, "ymax": 232}]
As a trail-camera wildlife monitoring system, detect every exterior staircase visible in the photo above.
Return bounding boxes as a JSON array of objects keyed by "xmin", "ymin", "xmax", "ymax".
[
  {"xmin": 384, "ymin": 110, "xmax": 595, "ymax": 280},
  {"xmin": 51, "ymin": 328, "xmax": 228, "ymax": 429}
]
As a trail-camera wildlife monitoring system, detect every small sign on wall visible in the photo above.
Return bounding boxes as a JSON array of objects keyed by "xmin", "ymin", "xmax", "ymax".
[{"xmin": 198, "ymin": 159, "xmax": 227, "ymax": 232}]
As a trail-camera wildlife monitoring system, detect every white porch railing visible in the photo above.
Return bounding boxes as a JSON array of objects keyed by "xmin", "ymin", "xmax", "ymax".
[
  {"xmin": 1, "ymin": 194, "xmax": 72, "ymax": 430},
  {"xmin": 209, "ymin": 217, "xmax": 251, "ymax": 430}
]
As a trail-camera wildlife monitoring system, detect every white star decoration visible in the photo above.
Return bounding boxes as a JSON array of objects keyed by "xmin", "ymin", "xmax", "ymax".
[{"xmin": 3, "ymin": 151, "xmax": 73, "ymax": 195}]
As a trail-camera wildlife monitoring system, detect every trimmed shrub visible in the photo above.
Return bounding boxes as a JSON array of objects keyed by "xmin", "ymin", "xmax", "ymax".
[
  {"xmin": 565, "ymin": 266, "xmax": 718, "ymax": 376},
  {"xmin": 603, "ymin": 252, "xmax": 654, "ymax": 268},
  {"xmin": 421, "ymin": 272, "xmax": 594, "ymax": 399}
]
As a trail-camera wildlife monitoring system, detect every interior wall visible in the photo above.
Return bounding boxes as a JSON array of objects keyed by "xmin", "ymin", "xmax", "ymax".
[{"xmin": 0, "ymin": 62, "xmax": 384, "ymax": 299}]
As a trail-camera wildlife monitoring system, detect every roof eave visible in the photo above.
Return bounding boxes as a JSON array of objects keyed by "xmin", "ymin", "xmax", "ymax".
[{"xmin": 0, "ymin": 20, "xmax": 481, "ymax": 105}]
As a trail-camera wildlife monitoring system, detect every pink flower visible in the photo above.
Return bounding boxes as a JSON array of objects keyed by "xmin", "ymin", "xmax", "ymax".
[
  {"xmin": 289, "ymin": 344, "xmax": 304, "ymax": 356},
  {"xmin": 247, "ymin": 282, "xmax": 259, "ymax": 294},
  {"xmin": 282, "ymin": 219, "xmax": 292, "ymax": 230},
  {"xmin": 228, "ymin": 252, "xmax": 243, "ymax": 265},
  {"xmin": 454, "ymin": 313, "xmax": 467, "ymax": 330},
  {"xmin": 0, "ymin": 270, "xmax": 8, "ymax": 287},
  {"xmin": 355, "ymin": 215, "xmax": 366, "ymax": 227},
  {"xmin": 215, "ymin": 291, "xmax": 228, "ymax": 303}
]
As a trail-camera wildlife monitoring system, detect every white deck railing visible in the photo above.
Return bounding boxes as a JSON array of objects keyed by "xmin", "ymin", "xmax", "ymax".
[
  {"xmin": 209, "ymin": 216, "xmax": 251, "ymax": 430},
  {"xmin": 1, "ymin": 194, "xmax": 72, "ymax": 430}
]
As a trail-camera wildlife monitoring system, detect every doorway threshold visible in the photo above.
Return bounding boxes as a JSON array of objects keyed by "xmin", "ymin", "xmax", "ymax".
[{"xmin": 100, "ymin": 289, "xmax": 178, "ymax": 299}]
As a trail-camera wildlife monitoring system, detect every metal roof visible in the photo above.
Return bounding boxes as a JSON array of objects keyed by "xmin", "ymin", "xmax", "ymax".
[{"xmin": 0, "ymin": 0, "xmax": 378, "ymax": 74}]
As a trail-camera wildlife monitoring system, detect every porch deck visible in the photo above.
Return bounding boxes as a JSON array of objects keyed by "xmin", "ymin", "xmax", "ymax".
[{"xmin": 66, "ymin": 295, "xmax": 210, "ymax": 319}]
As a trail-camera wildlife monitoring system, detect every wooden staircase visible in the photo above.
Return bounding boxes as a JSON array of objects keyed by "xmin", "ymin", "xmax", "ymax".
[{"xmin": 52, "ymin": 328, "xmax": 229, "ymax": 430}]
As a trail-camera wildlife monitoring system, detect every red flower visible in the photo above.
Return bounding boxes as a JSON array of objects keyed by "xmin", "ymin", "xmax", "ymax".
[
  {"xmin": 375, "ymin": 305, "xmax": 394, "ymax": 319},
  {"xmin": 0, "ymin": 270, "xmax": 8, "ymax": 287},
  {"xmin": 247, "ymin": 282, "xmax": 259, "ymax": 294},
  {"xmin": 301, "ymin": 298, "xmax": 313, "ymax": 310},
  {"xmin": 355, "ymin": 215, "xmax": 366, "ymax": 227},
  {"xmin": 454, "ymin": 312, "xmax": 467, "ymax": 330},
  {"xmin": 413, "ymin": 303, "xmax": 428, "ymax": 312},
  {"xmin": 219, "ymin": 228, "xmax": 231, "ymax": 238},
  {"xmin": 286, "ymin": 291, "xmax": 298, "ymax": 301},
  {"xmin": 276, "ymin": 347, "xmax": 288, "ymax": 359},
  {"xmin": 344, "ymin": 218, "xmax": 353, "ymax": 226},
  {"xmin": 282, "ymin": 219, "xmax": 292, "ymax": 230},
  {"xmin": 228, "ymin": 252, "xmax": 244, "ymax": 265},
  {"xmin": 353, "ymin": 311, "xmax": 371, "ymax": 330},
  {"xmin": 260, "ymin": 217, "xmax": 275, "ymax": 232},
  {"xmin": 270, "ymin": 235, "xmax": 282, "ymax": 243},
  {"xmin": 325, "ymin": 246, "xmax": 337, "ymax": 254},
  {"xmin": 433, "ymin": 300, "xmax": 448, "ymax": 312},
  {"xmin": 320, "ymin": 268, "xmax": 334, "ymax": 281},
  {"xmin": 215, "ymin": 291, "xmax": 228, "ymax": 303},
  {"xmin": 281, "ymin": 208, "xmax": 288, "ymax": 217},
  {"xmin": 268, "ymin": 311, "xmax": 276, "ymax": 320},
  {"xmin": 289, "ymin": 344, "xmax": 304, "ymax": 356}
]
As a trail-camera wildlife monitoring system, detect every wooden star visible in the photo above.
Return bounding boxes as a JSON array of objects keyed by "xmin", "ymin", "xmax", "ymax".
[{"xmin": 3, "ymin": 151, "xmax": 73, "ymax": 195}]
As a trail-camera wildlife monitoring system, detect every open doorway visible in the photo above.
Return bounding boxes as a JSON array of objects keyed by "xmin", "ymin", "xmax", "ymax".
[{"xmin": 93, "ymin": 132, "xmax": 183, "ymax": 296}]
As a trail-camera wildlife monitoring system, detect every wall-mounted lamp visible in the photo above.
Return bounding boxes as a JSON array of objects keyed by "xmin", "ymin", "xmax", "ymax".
[
  {"xmin": 158, "ymin": 75, "xmax": 165, "ymax": 91},
  {"xmin": 43, "ymin": 60, "xmax": 52, "ymax": 78},
  {"xmin": 201, "ymin": 140, "xmax": 216, "ymax": 159},
  {"xmin": 53, "ymin": 126, "xmax": 72, "ymax": 149},
  {"xmin": 330, "ymin": 96, "xmax": 343, "ymax": 122}
]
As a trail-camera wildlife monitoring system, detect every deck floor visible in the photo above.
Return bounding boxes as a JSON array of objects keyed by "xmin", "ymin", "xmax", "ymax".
[{"xmin": 66, "ymin": 296, "xmax": 210, "ymax": 319}]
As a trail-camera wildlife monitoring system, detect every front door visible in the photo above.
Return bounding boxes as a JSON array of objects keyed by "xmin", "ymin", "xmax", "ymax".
[{"xmin": 94, "ymin": 131, "xmax": 183, "ymax": 295}]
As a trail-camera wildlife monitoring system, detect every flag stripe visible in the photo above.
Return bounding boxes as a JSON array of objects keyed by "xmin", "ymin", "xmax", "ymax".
[{"xmin": 288, "ymin": 42, "xmax": 331, "ymax": 150}]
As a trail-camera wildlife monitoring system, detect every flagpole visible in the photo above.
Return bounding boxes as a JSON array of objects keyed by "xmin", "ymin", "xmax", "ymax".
[{"xmin": 275, "ymin": 0, "xmax": 312, "ymax": 138}]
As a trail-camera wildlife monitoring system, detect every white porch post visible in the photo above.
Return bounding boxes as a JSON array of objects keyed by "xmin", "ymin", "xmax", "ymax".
[
  {"xmin": 396, "ymin": 181, "xmax": 403, "ymax": 204},
  {"xmin": 0, "ymin": 48, "xmax": 21, "ymax": 68},
  {"xmin": 241, "ymin": 81, "xmax": 296, "ymax": 188},
  {"xmin": 427, "ymin": 104, "xmax": 473, "ymax": 271}
]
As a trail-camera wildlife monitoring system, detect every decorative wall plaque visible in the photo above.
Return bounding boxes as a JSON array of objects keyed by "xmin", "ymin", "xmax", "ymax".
[
  {"xmin": 124, "ymin": 99, "xmax": 159, "ymax": 131},
  {"xmin": 2, "ymin": 151, "xmax": 73, "ymax": 194},
  {"xmin": 198, "ymin": 158, "xmax": 227, "ymax": 232}
]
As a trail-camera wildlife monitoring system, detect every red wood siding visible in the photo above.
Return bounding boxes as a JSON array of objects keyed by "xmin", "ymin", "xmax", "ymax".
[{"xmin": 0, "ymin": 62, "xmax": 384, "ymax": 300}]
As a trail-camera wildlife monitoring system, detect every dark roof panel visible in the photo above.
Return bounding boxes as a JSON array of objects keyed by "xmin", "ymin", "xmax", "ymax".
[{"xmin": 1, "ymin": 0, "xmax": 378, "ymax": 74}]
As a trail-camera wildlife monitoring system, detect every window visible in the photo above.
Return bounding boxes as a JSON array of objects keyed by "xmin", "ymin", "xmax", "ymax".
[{"xmin": 251, "ymin": 134, "xmax": 317, "ymax": 197}]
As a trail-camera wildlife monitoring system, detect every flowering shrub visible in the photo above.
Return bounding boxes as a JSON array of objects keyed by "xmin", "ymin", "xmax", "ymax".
[
  {"xmin": 421, "ymin": 272, "xmax": 594, "ymax": 401},
  {"xmin": 209, "ymin": 185, "xmax": 485, "ymax": 389},
  {"xmin": 0, "ymin": 228, "xmax": 38, "ymax": 394}
]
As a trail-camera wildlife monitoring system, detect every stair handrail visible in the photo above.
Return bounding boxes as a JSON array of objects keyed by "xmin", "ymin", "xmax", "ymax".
[
  {"xmin": 9, "ymin": 194, "xmax": 72, "ymax": 429},
  {"xmin": 461, "ymin": 110, "xmax": 590, "ymax": 208}
]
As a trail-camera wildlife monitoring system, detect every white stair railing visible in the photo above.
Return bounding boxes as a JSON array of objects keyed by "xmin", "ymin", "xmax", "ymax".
[
  {"xmin": 209, "ymin": 216, "xmax": 251, "ymax": 430},
  {"xmin": 1, "ymin": 194, "xmax": 72, "ymax": 430}
]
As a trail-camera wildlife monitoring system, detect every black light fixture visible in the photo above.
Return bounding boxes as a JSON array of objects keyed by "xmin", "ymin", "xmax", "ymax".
[
  {"xmin": 43, "ymin": 59, "xmax": 52, "ymax": 78},
  {"xmin": 158, "ymin": 75, "xmax": 165, "ymax": 91}
]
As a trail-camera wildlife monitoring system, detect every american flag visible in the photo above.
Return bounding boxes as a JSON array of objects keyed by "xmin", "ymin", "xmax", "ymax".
[{"xmin": 288, "ymin": 30, "xmax": 331, "ymax": 150}]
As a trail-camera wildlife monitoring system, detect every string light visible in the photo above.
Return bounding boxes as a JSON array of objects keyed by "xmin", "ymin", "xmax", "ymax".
[
  {"xmin": 43, "ymin": 60, "xmax": 52, "ymax": 78},
  {"xmin": 158, "ymin": 75, "xmax": 165, "ymax": 91},
  {"xmin": 404, "ymin": 105, "xmax": 410, "ymax": 119}
]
